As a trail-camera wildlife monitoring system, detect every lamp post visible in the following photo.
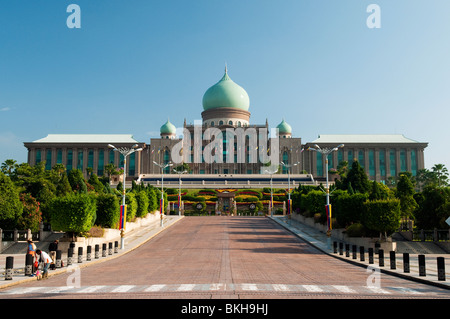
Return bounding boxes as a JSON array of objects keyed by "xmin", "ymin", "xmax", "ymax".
[
  {"xmin": 280, "ymin": 161, "xmax": 300, "ymax": 219},
  {"xmin": 153, "ymin": 161, "xmax": 173, "ymax": 226},
  {"xmin": 308, "ymin": 143, "xmax": 344, "ymax": 250},
  {"xmin": 263, "ymin": 165, "xmax": 279, "ymax": 217},
  {"xmin": 173, "ymin": 168, "xmax": 187, "ymax": 216},
  {"xmin": 108, "ymin": 143, "xmax": 143, "ymax": 250}
]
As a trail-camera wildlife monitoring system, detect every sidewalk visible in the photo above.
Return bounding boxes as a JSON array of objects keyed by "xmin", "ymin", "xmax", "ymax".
[
  {"xmin": 0, "ymin": 215, "xmax": 184, "ymax": 289},
  {"xmin": 271, "ymin": 215, "xmax": 450, "ymax": 290}
]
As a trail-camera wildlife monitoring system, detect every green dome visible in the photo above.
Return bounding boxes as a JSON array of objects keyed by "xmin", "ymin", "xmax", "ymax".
[
  {"xmin": 202, "ymin": 68, "xmax": 250, "ymax": 111},
  {"xmin": 160, "ymin": 119, "xmax": 176, "ymax": 134},
  {"xmin": 277, "ymin": 119, "xmax": 292, "ymax": 134}
]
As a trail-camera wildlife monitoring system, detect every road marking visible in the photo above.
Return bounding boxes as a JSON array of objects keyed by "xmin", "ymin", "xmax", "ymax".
[
  {"xmin": 111, "ymin": 285, "xmax": 135, "ymax": 293},
  {"xmin": 44, "ymin": 286, "xmax": 74, "ymax": 294},
  {"xmin": 365, "ymin": 286, "xmax": 391, "ymax": 294},
  {"xmin": 177, "ymin": 284, "xmax": 196, "ymax": 291},
  {"xmin": 143, "ymin": 284, "xmax": 166, "ymax": 292},
  {"xmin": 209, "ymin": 283, "xmax": 225, "ymax": 290},
  {"xmin": 273, "ymin": 284, "xmax": 290, "ymax": 292},
  {"xmin": 76, "ymin": 285, "xmax": 107, "ymax": 293},
  {"xmin": 332, "ymin": 285, "xmax": 356, "ymax": 294},
  {"xmin": 302, "ymin": 285, "xmax": 323, "ymax": 292},
  {"xmin": 240, "ymin": 283, "xmax": 258, "ymax": 291}
]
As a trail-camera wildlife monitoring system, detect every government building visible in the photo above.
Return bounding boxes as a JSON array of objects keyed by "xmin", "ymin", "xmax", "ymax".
[{"xmin": 24, "ymin": 67, "xmax": 428, "ymax": 187}]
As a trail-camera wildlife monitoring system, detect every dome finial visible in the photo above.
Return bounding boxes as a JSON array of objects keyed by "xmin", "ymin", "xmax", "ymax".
[{"xmin": 225, "ymin": 62, "xmax": 228, "ymax": 74}]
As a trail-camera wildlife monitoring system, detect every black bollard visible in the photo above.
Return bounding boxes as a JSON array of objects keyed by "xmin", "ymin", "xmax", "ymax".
[
  {"xmin": 378, "ymin": 249, "xmax": 384, "ymax": 267},
  {"xmin": 25, "ymin": 254, "xmax": 33, "ymax": 276},
  {"xmin": 352, "ymin": 245, "xmax": 357, "ymax": 259},
  {"xmin": 95, "ymin": 244, "xmax": 100, "ymax": 259},
  {"xmin": 403, "ymin": 253, "xmax": 410, "ymax": 273},
  {"xmin": 390, "ymin": 251, "xmax": 396, "ymax": 270},
  {"xmin": 437, "ymin": 257, "xmax": 446, "ymax": 281},
  {"xmin": 345, "ymin": 244, "xmax": 350, "ymax": 257},
  {"xmin": 418, "ymin": 254, "xmax": 426, "ymax": 276},
  {"xmin": 114, "ymin": 241, "xmax": 119, "ymax": 254},
  {"xmin": 339, "ymin": 242, "xmax": 343, "ymax": 255},
  {"xmin": 108, "ymin": 242, "xmax": 113, "ymax": 255},
  {"xmin": 67, "ymin": 248, "xmax": 73, "ymax": 266},
  {"xmin": 102, "ymin": 243, "xmax": 107, "ymax": 257},
  {"xmin": 78, "ymin": 247, "xmax": 83, "ymax": 263},
  {"xmin": 333, "ymin": 241, "xmax": 338, "ymax": 254},
  {"xmin": 360, "ymin": 246, "xmax": 365, "ymax": 262},
  {"xmin": 56, "ymin": 250, "xmax": 62, "ymax": 268},
  {"xmin": 87, "ymin": 246, "xmax": 92, "ymax": 261},
  {"xmin": 5, "ymin": 257, "xmax": 14, "ymax": 280},
  {"xmin": 368, "ymin": 248, "xmax": 374, "ymax": 264}
]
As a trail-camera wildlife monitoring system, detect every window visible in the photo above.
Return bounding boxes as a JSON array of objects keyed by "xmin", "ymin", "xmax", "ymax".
[
  {"xmin": 411, "ymin": 149, "xmax": 417, "ymax": 176},
  {"xmin": 109, "ymin": 149, "xmax": 115, "ymax": 164},
  {"xmin": 219, "ymin": 120, "xmax": 224, "ymax": 125},
  {"xmin": 67, "ymin": 149, "xmax": 73, "ymax": 171},
  {"xmin": 228, "ymin": 120, "xmax": 233, "ymax": 125},
  {"xmin": 35, "ymin": 149, "xmax": 41, "ymax": 164},
  {"xmin": 347, "ymin": 149, "xmax": 354, "ymax": 166},
  {"xmin": 77, "ymin": 150, "xmax": 83, "ymax": 170},
  {"xmin": 400, "ymin": 149, "xmax": 407, "ymax": 172},
  {"xmin": 282, "ymin": 151, "xmax": 289, "ymax": 174},
  {"xmin": 316, "ymin": 151, "xmax": 323, "ymax": 176},
  {"xmin": 369, "ymin": 149, "xmax": 375, "ymax": 177},
  {"xmin": 379, "ymin": 149, "xmax": 386, "ymax": 177},
  {"xmin": 390, "ymin": 149, "xmax": 396, "ymax": 177},
  {"xmin": 358, "ymin": 150, "xmax": 365, "ymax": 168},
  {"xmin": 98, "ymin": 149, "xmax": 104, "ymax": 176},
  {"xmin": 87, "ymin": 149, "xmax": 94, "ymax": 171},
  {"xmin": 129, "ymin": 152, "xmax": 136, "ymax": 176},
  {"xmin": 56, "ymin": 149, "xmax": 62, "ymax": 164},
  {"xmin": 45, "ymin": 149, "xmax": 52, "ymax": 170}
]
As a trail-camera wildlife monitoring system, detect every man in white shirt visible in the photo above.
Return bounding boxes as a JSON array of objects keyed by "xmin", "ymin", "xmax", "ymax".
[{"xmin": 35, "ymin": 249, "xmax": 52, "ymax": 279}]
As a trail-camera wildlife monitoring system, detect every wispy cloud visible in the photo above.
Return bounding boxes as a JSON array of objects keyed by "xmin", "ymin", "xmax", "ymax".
[{"xmin": 0, "ymin": 107, "xmax": 11, "ymax": 112}]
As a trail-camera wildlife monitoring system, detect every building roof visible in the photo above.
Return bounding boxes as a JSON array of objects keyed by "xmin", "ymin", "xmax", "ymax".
[
  {"xmin": 160, "ymin": 119, "xmax": 176, "ymax": 134},
  {"xmin": 30, "ymin": 134, "xmax": 140, "ymax": 144},
  {"xmin": 202, "ymin": 67, "xmax": 250, "ymax": 112},
  {"xmin": 311, "ymin": 134, "xmax": 425, "ymax": 144},
  {"xmin": 276, "ymin": 119, "xmax": 292, "ymax": 134}
]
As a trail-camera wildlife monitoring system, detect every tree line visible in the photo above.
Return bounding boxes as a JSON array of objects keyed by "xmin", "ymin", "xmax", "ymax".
[
  {"xmin": 0, "ymin": 160, "xmax": 165, "ymax": 236},
  {"xmin": 292, "ymin": 160, "xmax": 450, "ymax": 238}
]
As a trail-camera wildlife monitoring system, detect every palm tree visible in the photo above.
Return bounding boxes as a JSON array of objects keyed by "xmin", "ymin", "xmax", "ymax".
[{"xmin": 432, "ymin": 164, "xmax": 449, "ymax": 187}]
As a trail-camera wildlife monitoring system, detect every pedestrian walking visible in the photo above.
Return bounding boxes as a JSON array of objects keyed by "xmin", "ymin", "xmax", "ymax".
[
  {"xmin": 48, "ymin": 240, "xmax": 58, "ymax": 269},
  {"xmin": 26, "ymin": 239, "xmax": 37, "ymax": 274},
  {"xmin": 35, "ymin": 249, "xmax": 52, "ymax": 279}
]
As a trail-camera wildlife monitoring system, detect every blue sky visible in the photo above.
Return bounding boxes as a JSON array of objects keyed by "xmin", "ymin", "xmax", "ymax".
[{"xmin": 1, "ymin": 0, "xmax": 449, "ymax": 171}]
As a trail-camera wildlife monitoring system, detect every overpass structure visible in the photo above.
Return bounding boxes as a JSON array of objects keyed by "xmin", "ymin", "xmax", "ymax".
[{"xmin": 137, "ymin": 174, "xmax": 317, "ymax": 189}]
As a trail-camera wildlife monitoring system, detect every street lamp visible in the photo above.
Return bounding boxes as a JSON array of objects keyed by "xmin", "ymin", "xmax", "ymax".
[
  {"xmin": 262, "ymin": 165, "xmax": 279, "ymax": 217},
  {"xmin": 108, "ymin": 143, "xmax": 143, "ymax": 250},
  {"xmin": 280, "ymin": 161, "xmax": 300, "ymax": 219},
  {"xmin": 173, "ymin": 168, "xmax": 188, "ymax": 216},
  {"xmin": 153, "ymin": 161, "xmax": 173, "ymax": 226},
  {"xmin": 308, "ymin": 143, "xmax": 344, "ymax": 250}
]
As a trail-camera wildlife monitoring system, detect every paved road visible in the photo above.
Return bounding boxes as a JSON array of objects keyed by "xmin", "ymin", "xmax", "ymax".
[{"xmin": 0, "ymin": 217, "xmax": 449, "ymax": 299}]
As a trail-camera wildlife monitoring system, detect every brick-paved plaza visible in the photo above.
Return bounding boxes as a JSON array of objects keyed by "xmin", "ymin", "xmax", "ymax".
[{"xmin": 1, "ymin": 216, "xmax": 449, "ymax": 300}]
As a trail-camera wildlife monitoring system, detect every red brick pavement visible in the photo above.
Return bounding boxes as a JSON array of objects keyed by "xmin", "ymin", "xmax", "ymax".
[{"xmin": 1, "ymin": 216, "xmax": 450, "ymax": 299}]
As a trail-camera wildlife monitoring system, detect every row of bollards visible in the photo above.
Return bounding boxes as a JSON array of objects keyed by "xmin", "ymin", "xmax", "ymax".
[
  {"xmin": 333, "ymin": 241, "xmax": 446, "ymax": 281},
  {"xmin": 4, "ymin": 241, "xmax": 120, "ymax": 281}
]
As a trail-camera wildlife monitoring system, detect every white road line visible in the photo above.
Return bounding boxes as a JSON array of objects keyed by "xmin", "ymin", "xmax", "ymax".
[
  {"xmin": 76, "ymin": 285, "xmax": 107, "ymax": 293},
  {"xmin": 144, "ymin": 284, "xmax": 166, "ymax": 292},
  {"xmin": 240, "ymin": 283, "xmax": 258, "ymax": 291},
  {"xmin": 272, "ymin": 284, "xmax": 290, "ymax": 292},
  {"xmin": 332, "ymin": 285, "xmax": 356, "ymax": 294},
  {"xmin": 44, "ymin": 286, "xmax": 74, "ymax": 294},
  {"xmin": 302, "ymin": 285, "xmax": 323, "ymax": 292},
  {"xmin": 365, "ymin": 285, "xmax": 391, "ymax": 294},
  {"xmin": 111, "ymin": 285, "xmax": 136, "ymax": 293},
  {"xmin": 5, "ymin": 287, "xmax": 44, "ymax": 295},
  {"xmin": 209, "ymin": 283, "xmax": 225, "ymax": 290},
  {"xmin": 177, "ymin": 284, "xmax": 196, "ymax": 291}
]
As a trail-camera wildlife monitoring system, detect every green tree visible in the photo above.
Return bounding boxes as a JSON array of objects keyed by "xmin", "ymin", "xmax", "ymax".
[
  {"xmin": 68, "ymin": 169, "xmax": 87, "ymax": 193},
  {"xmin": 49, "ymin": 193, "xmax": 97, "ymax": 236},
  {"xmin": 415, "ymin": 186, "xmax": 450, "ymax": 229},
  {"xmin": 0, "ymin": 172, "xmax": 23, "ymax": 229},
  {"xmin": 95, "ymin": 193, "xmax": 120, "ymax": 228},
  {"xmin": 343, "ymin": 160, "xmax": 370, "ymax": 194},
  {"xmin": 17, "ymin": 193, "xmax": 42, "ymax": 232},
  {"xmin": 432, "ymin": 164, "xmax": 449, "ymax": 187},
  {"xmin": 395, "ymin": 172, "xmax": 418, "ymax": 219},
  {"xmin": 135, "ymin": 190, "xmax": 149, "ymax": 218},
  {"xmin": 363, "ymin": 199, "xmax": 401, "ymax": 238}
]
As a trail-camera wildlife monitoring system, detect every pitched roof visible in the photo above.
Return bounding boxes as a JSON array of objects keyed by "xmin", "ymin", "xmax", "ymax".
[
  {"xmin": 311, "ymin": 134, "xmax": 425, "ymax": 144},
  {"xmin": 30, "ymin": 134, "xmax": 139, "ymax": 144}
]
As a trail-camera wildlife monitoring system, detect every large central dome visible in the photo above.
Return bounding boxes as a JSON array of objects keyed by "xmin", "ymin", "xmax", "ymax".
[{"xmin": 202, "ymin": 68, "xmax": 250, "ymax": 112}]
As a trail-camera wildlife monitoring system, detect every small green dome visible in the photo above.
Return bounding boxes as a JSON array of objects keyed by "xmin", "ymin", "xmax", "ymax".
[
  {"xmin": 160, "ymin": 119, "xmax": 176, "ymax": 134},
  {"xmin": 277, "ymin": 119, "xmax": 292, "ymax": 134},
  {"xmin": 202, "ymin": 68, "xmax": 250, "ymax": 112}
]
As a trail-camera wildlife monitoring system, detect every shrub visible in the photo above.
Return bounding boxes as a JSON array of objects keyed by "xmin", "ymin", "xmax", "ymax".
[
  {"xmin": 49, "ymin": 193, "xmax": 96, "ymax": 235},
  {"xmin": 363, "ymin": 199, "xmax": 401, "ymax": 237},
  {"xmin": 135, "ymin": 190, "xmax": 149, "ymax": 218},
  {"xmin": 345, "ymin": 223, "xmax": 366, "ymax": 237},
  {"xmin": 125, "ymin": 192, "xmax": 137, "ymax": 221},
  {"xmin": 17, "ymin": 193, "xmax": 42, "ymax": 232},
  {"xmin": 95, "ymin": 193, "xmax": 120, "ymax": 228}
]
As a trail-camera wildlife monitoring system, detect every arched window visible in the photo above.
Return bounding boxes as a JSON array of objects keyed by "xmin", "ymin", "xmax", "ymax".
[
  {"xmin": 219, "ymin": 120, "xmax": 224, "ymax": 125},
  {"xmin": 228, "ymin": 120, "xmax": 233, "ymax": 125},
  {"xmin": 211, "ymin": 121, "xmax": 214, "ymax": 127},
  {"xmin": 282, "ymin": 151, "xmax": 289, "ymax": 174}
]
